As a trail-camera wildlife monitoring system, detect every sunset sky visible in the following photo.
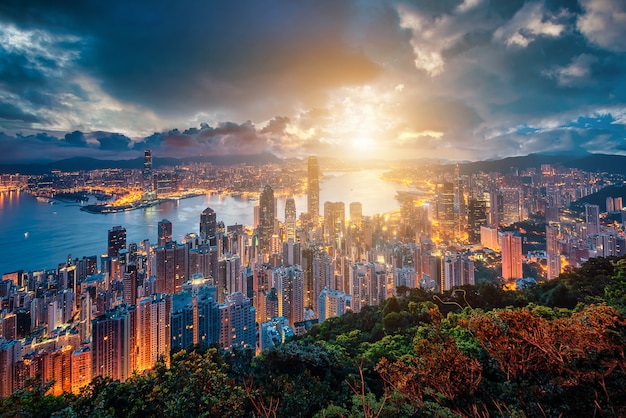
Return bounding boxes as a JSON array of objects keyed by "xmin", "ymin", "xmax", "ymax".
[{"xmin": 0, "ymin": 0, "xmax": 625, "ymax": 162}]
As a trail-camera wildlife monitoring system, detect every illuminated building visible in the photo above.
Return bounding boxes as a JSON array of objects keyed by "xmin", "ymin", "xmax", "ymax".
[
  {"xmin": 107, "ymin": 225, "xmax": 126, "ymax": 257},
  {"xmin": 285, "ymin": 197, "xmax": 296, "ymax": 241},
  {"xmin": 443, "ymin": 252, "xmax": 474, "ymax": 291},
  {"xmin": 323, "ymin": 201, "xmax": 345, "ymax": 246},
  {"xmin": 71, "ymin": 346, "xmax": 91, "ymax": 394},
  {"xmin": 467, "ymin": 199, "xmax": 488, "ymax": 244},
  {"xmin": 200, "ymin": 207, "xmax": 217, "ymax": 245},
  {"xmin": 136, "ymin": 293, "xmax": 171, "ymax": 371},
  {"xmin": 158, "ymin": 219, "xmax": 173, "ymax": 246},
  {"xmin": 0, "ymin": 339, "xmax": 21, "ymax": 397},
  {"xmin": 585, "ymin": 204, "xmax": 600, "ymax": 235},
  {"xmin": 218, "ymin": 292, "xmax": 256, "ymax": 350},
  {"xmin": 546, "ymin": 225, "xmax": 560, "ymax": 280},
  {"xmin": 154, "ymin": 242, "xmax": 187, "ymax": 295},
  {"xmin": 480, "ymin": 226, "xmax": 500, "ymax": 251},
  {"xmin": 258, "ymin": 185, "xmax": 276, "ymax": 252},
  {"xmin": 307, "ymin": 156, "xmax": 319, "ymax": 220},
  {"xmin": 318, "ymin": 288, "xmax": 346, "ymax": 322},
  {"xmin": 143, "ymin": 149, "xmax": 153, "ymax": 195},
  {"xmin": 501, "ymin": 188, "xmax": 522, "ymax": 225},
  {"xmin": 275, "ymin": 265, "xmax": 305, "ymax": 327},
  {"xmin": 91, "ymin": 305, "xmax": 134, "ymax": 382},
  {"xmin": 500, "ymin": 232, "xmax": 523, "ymax": 281},
  {"xmin": 349, "ymin": 202, "xmax": 363, "ymax": 229}
]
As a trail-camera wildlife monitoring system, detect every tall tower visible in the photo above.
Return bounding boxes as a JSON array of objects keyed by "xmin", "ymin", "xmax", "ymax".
[
  {"xmin": 285, "ymin": 197, "xmax": 296, "ymax": 241},
  {"xmin": 349, "ymin": 202, "xmax": 363, "ymax": 229},
  {"xmin": 107, "ymin": 226, "xmax": 126, "ymax": 257},
  {"xmin": 200, "ymin": 207, "xmax": 217, "ymax": 245},
  {"xmin": 546, "ymin": 225, "xmax": 560, "ymax": 280},
  {"xmin": 143, "ymin": 149, "xmax": 154, "ymax": 200},
  {"xmin": 158, "ymin": 219, "xmax": 173, "ymax": 246},
  {"xmin": 307, "ymin": 156, "xmax": 320, "ymax": 220},
  {"xmin": 500, "ymin": 232, "xmax": 523, "ymax": 281},
  {"xmin": 585, "ymin": 204, "xmax": 600, "ymax": 235},
  {"xmin": 258, "ymin": 185, "xmax": 275, "ymax": 251}
]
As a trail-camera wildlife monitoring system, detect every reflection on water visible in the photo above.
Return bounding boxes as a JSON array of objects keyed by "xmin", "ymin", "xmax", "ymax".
[{"xmin": 0, "ymin": 170, "xmax": 409, "ymax": 273}]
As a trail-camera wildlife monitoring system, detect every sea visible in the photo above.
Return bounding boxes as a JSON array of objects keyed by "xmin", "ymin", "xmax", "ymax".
[{"xmin": 0, "ymin": 170, "xmax": 410, "ymax": 274}]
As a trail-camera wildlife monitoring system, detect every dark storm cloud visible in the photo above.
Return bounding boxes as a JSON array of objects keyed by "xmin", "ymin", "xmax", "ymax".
[
  {"xmin": 63, "ymin": 130, "xmax": 87, "ymax": 147},
  {"xmin": 95, "ymin": 133, "xmax": 132, "ymax": 151},
  {"xmin": 0, "ymin": 0, "xmax": 380, "ymax": 121},
  {"xmin": 0, "ymin": 101, "xmax": 40, "ymax": 123}
]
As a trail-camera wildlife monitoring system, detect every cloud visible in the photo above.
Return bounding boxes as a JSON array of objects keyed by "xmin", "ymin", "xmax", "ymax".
[
  {"xmin": 543, "ymin": 54, "xmax": 597, "ymax": 86},
  {"xmin": 0, "ymin": 101, "xmax": 40, "ymax": 123},
  {"xmin": 95, "ymin": 133, "xmax": 132, "ymax": 150},
  {"xmin": 577, "ymin": 0, "xmax": 626, "ymax": 52},
  {"xmin": 63, "ymin": 130, "xmax": 87, "ymax": 147},
  {"xmin": 493, "ymin": 2, "xmax": 568, "ymax": 48}
]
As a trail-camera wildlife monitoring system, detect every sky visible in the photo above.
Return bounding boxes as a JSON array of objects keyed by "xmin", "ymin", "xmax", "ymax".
[{"xmin": 0, "ymin": 0, "xmax": 625, "ymax": 163}]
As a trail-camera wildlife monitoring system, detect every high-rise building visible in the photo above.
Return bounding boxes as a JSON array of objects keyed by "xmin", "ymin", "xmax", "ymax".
[
  {"xmin": 158, "ymin": 219, "xmax": 173, "ymax": 246},
  {"xmin": 218, "ymin": 292, "xmax": 256, "ymax": 350},
  {"xmin": 154, "ymin": 242, "xmax": 187, "ymax": 295},
  {"xmin": 318, "ymin": 288, "xmax": 346, "ymax": 322},
  {"xmin": 0, "ymin": 339, "xmax": 21, "ymax": 397},
  {"xmin": 143, "ymin": 149, "xmax": 153, "ymax": 194},
  {"xmin": 500, "ymin": 232, "xmax": 523, "ymax": 281},
  {"xmin": 349, "ymin": 202, "xmax": 363, "ymax": 229},
  {"xmin": 71, "ymin": 346, "xmax": 92, "ymax": 394},
  {"xmin": 323, "ymin": 201, "xmax": 345, "ymax": 245},
  {"xmin": 107, "ymin": 226, "xmax": 126, "ymax": 257},
  {"xmin": 136, "ymin": 293, "xmax": 171, "ymax": 371},
  {"xmin": 200, "ymin": 207, "xmax": 217, "ymax": 245},
  {"xmin": 91, "ymin": 305, "xmax": 133, "ymax": 382},
  {"xmin": 585, "ymin": 204, "xmax": 601, "ymax": 235},
  {"xmin": 258, "ymin": 185, "xmax": 275, "ymax": 252},
  {"xmin": 467, "ymin": 199, "xmax": 488, "ymax": 243},
  {"xmin": 285, "ymin": 197, "xmax": 296, "ymax": 241},
  {"xmin": 307, "ymin": 156, "xmax": 320, "ymax": 220}
]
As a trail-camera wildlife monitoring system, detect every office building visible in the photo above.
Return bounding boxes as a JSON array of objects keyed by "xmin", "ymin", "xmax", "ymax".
[
  {"xmin": 107, "ymin": 226, "xmax": 126, "ymax": 257},
  {"xmin": 500, "ymin": 232, "xmax": 523, "ymax": 281},
  {"xmin": 158, "ymin": 219, "xmax": 173, "ymax": 246},
  {"xmin": 285, "ymin": 197, "xmax": 296, "ymax": 241},
  {"xmin": 258, "ymin": 185, "xmax": 275, "ymax": 252},
  {"xmin": 308, "ymin": 156, "xmax": 320, "ymax": 220},
  {"xmin": 200, "ymin": 207, "xmax": 217, "ymax": 245}
]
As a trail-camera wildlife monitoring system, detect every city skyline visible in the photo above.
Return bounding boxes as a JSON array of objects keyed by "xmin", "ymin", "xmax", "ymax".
[{"xmin": 1, "ymin": 0, "xmax": 625, "ymax": 163}]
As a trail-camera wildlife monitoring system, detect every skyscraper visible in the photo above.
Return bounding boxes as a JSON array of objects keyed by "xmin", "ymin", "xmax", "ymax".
[
  {"xmin": 200, "ymin": 207, "xmax": 217, "ymax": 245},
  {"xmin": 143, "ymin": 149, "xmax": 153, "ymax": 193},
  {"xmin": 500, "ymin": 232, "xmax": 523, "ymax": 281},
  {"xmin": 546, "ymin": 225, "xmax": 560, "ymax": 280},
  {"xmin": 285, "ymin": 197, "xmax": 296, "ymax": 241},
  {"xmin": 307, "ymin": 156, "xmax": 319, "ymax": 220},
  {"xmin": 467, "ymin": 199, "xmax": 488, "ymax": 243},
  {"xmin": 349, "ymin": 202, "xmax": 363, "ymax": 229},
  {"xmin": 107, "ymin": 226, "xmax": 126, "ymax": 257},
  {"xmin": 158, "ymin": 219, "xmax": 173, "ymax": 246},
  {"xmin": 585, "ymin": 204, "xmax": 600, "ymax": 235},
  {"xmin": 258, "ymin": 185, "xmax": 275, "ymax": 251},
  {"xmin": 91, "ymin": 305, "xmax": 133, "ymax": 382}
]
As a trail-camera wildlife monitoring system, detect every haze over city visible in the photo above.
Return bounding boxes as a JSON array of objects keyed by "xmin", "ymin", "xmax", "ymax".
[{"xmin": 1, "ymin": 0, "xmax": 625, "ymax": 163}]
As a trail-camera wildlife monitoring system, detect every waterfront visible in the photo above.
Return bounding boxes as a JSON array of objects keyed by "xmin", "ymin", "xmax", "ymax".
[{"xmin": 0, "ymin": 170, "xmax": 410, "ymax": 274}]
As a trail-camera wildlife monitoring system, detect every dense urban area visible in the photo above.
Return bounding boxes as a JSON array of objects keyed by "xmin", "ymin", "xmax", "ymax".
[{"xmin": 1, "ymin": 152, "xmax": 626, "ymax": 417}]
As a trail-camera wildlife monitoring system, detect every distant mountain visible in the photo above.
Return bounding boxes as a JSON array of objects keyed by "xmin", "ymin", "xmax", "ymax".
[
  {"xmin": 0, "ymin": 153, "xmax": 281, "ymax": 175},
  {"xmin": 458, "ymin": 153, "xmax": 588, "ymax": 175},
  {"xmin": 457, "ymin": 152, "xmax": 626, "ymax": 176}
]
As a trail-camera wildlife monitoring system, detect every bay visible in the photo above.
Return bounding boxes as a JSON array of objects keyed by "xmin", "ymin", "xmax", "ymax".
[{"xmin": 0, "ymin": 170, "xmax": 409, "ymax": 274}]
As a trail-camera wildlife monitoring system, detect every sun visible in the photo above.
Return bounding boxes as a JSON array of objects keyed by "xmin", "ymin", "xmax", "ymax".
[{"xmin": 351, "ymin": 136, "xmax": 376, "ymax": 152}]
